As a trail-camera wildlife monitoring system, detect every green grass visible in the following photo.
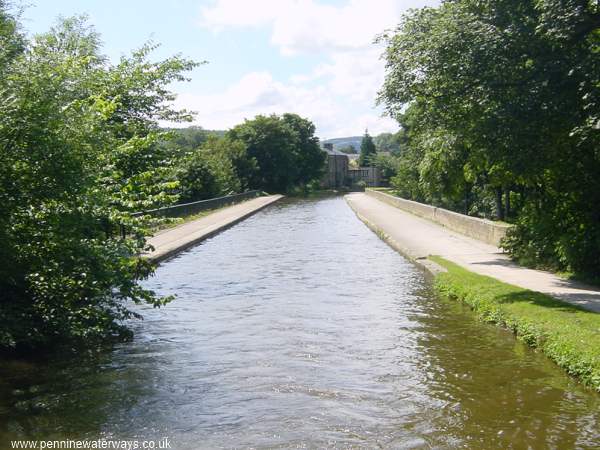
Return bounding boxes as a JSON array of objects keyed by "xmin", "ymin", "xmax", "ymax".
[
  {"xmin": 150, "ymin": 206, "xmax": 226, "ymax": 233},
  {"xmin": 150, "ymin": 193, "xmax": 271, "ymax": 234},
  {"xmin": 368, "ymin": 187, "xmax": 394, "ymax": 192},
  {"xmin": 430, "ymin": 256, "xmax": 600, "ymax": 392}
]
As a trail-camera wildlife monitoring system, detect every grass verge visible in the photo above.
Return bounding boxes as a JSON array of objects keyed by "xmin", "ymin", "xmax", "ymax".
[
  {"xmin": 149, "ymin": 206, "xmax": 228, "ymax": 233},
  {"xmin": 430, "ymin": 256, "xmax": 600, "ymax": 392}
]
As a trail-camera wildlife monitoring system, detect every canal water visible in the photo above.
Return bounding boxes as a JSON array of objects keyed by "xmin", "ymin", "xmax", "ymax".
[{"xmin": 1, "ymin": 197, "xmax": 599, "ymax": 449}]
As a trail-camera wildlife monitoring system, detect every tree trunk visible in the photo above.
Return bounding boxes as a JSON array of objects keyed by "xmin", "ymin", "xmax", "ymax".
[
  {"xmin": 464, "ymin": 182, "xmax": 471, "ymax": 215},
  {"xmin": 495, "ymin": 187, "xmax": 505, "ymax": 221},
  {"xmin": 518, "ymin": 185, "xmax": 526, "ymax": 208},
  {"xmin": 504, "ymin": 187, "xmax": 511, "ymax": 219}
]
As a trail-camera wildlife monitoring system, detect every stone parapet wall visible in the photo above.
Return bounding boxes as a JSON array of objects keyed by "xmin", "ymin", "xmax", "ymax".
[{"xmin": 365, "ymin": 189, "xmax": 512, "ymax": 247}]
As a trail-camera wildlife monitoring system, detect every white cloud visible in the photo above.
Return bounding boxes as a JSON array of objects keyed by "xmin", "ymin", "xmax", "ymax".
[
  {"xmin": 185, "ymin": 0, "xmax": 440, "ymax": 137},
  {"xmin": 200, "ymin": 0, "xmax": 436, "ymax": 55},
  {"xmin": 175, "ymin": 71, "xmax": 339, "ymax": 133},
  {"xmin": 175, "ymin": 69, "xmax": 397, "ymax": 138},
  {"xmin": 306, "ymin": 48, "xmax": 387, "ymax": 102},
  {"xmin": 199, "ymin": 0, "xmax": 283, "ymax": 30}
]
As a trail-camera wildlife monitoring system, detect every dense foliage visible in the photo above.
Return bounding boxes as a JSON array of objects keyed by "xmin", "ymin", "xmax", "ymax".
[
  {"xmin": 378, "ymin": 0, "xmax": 600, "ymax": 277},
  {"xmin": 175, "ymin": 135, "xmax": 249, "ymax": 202},
  {"xmin": 227, "ymin": 113, "xmax": 325, "ymax": 193},
  {"xmin": 358, "ymin": 131, "xmax": 377, "ymax": 167},
  {"xmin": 373, "ymin": 132, "xmax": 401, "ymax": 155},
  {"xmin": 0, "ymin": 8, "xmax": 202, "ymax": 350}
]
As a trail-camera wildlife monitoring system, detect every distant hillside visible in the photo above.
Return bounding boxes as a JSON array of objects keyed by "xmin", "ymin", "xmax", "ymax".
[
  {"xmin": 164, "ymin": 126, "xmax": 225, "ymax": 137},
  {"xmin": 322, "ymin": 136, "xmax": 362, "ymax": 153}
]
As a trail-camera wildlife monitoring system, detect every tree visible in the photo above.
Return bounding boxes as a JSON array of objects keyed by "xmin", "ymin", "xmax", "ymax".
[
  {"xmin": 216, "ymin": 136, "xmax": 258, "ymax": 192},
  {"xmin": 281, "ymin": 113, "xmax": 326, "ymax": 186},
  {"xmin": 0, "ymin": 13, "xmax": 199, "ymax": 351},
  {"xmin": 374, "ymin": 132, "xmax": 401, "ymax": 154},
  {"xmin": 358, "ymin": 130, "xmax": 377, "ymax": 166},
  {"xmin": 0, "ymin": 1, "xmax": 23, "ymax": 73},
  {"xmin": 378, "ymin": 0, "xmax": 600, "ymax": 276},
  {"xmin": 163, "ymin": 126, "xmax": 211, "ymax": 159},
  {"xmin": 227, "ymin": 113, "xmax": 325, "ymax": 192},
  {"xmin": 176, "ymin": 135, "xmax": 245, "ymax": 202},
  {"xmin": 373, "ymin": 153, "xmax": 400, "ymax": 185}
]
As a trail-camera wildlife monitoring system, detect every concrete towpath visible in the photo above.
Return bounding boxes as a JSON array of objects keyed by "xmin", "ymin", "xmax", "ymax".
[
  {"xmin": 345, "ymin": 192, "xmax": 600, "ymax": 313},
  {"xmin": 146, "ymin": 194, "xmax": 283, "ymax": 263}
]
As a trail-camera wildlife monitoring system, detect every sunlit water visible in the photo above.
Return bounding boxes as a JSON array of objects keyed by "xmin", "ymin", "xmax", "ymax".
[{"xmin": 1, "ymin": 197, "xmax": 599, "ymax": 449}]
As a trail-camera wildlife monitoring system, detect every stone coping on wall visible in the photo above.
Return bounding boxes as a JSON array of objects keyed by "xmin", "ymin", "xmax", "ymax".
[{"xmin": 365, "ymin": 189, "xmax": 512, "ymax": 247}]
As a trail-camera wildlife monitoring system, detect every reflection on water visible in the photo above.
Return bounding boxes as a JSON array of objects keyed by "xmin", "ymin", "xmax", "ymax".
[{"xmin": 1, "ymin": 196, "xmax": 599, "ymax": 448}]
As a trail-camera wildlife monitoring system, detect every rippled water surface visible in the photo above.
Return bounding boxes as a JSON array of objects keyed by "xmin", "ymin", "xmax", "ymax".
[{"xmin": 1, "ymin": 197, "xmax": 599, "ymax": 448}]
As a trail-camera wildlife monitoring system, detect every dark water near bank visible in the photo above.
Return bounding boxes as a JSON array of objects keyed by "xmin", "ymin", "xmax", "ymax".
[{"xmin": 1, "ymin": 197, "xmax": 599, "ymax": 449}]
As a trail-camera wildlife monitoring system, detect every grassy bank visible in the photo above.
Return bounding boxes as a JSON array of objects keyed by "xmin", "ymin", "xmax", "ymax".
[
  {"xmin": 430, "ymin": 256, "xmax": 600, "ymax": 392},
  {"xmin": 150, "ymin": 206, "xmax": 226, "ymax": 233},
  {"xmin": 149, "ymin": 194, "xmax": 269, "ymax": 233}
]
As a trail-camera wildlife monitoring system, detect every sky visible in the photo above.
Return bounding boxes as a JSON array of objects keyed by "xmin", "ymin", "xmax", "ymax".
[{"xmin": 20, "ymin": 0, "xmax": 440, "ymax": 139}]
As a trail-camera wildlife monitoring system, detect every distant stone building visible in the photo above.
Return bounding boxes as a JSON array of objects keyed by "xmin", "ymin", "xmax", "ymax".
[
  {"xmin": 320, "ymin": 143, "xmax": 381, "ymax": 189},
  {"xmin": 347, "ymin": 166, "xmax": 381, "ymax": 187},
  {"xmin": 321, "ymin": 143, "xmax": 348, "ymax": 188}
]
